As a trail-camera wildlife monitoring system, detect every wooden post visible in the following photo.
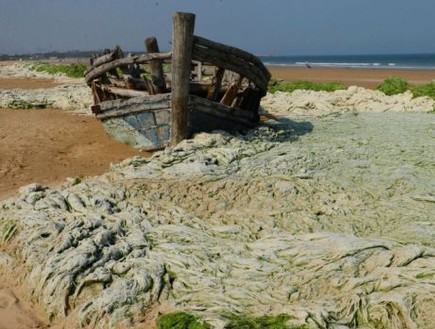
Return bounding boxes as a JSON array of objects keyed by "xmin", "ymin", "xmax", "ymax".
[
  {"xmin": 207, "ymin": 67, "xmax": 225, "ymax": 101},
  {"xmin": 170, "ymin": 12, "xmax": 195, "ymax": 146},
  {"xmin": 145, "ymin": 37, "xmax": 167, "ymax": 93}
]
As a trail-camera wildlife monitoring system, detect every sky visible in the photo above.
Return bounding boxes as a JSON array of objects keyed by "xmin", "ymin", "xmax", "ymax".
[{"xmin": 1, "ymin": 0, "xmax": 435, "ymax": 56}]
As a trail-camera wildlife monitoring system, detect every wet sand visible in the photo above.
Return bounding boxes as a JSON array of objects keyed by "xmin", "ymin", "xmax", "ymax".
[{"xmin": 267, "ymin": 66, "xmax": 435, "ymax": 89}]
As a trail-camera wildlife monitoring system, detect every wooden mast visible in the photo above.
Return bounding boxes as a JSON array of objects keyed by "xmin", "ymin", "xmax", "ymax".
[
  {"xmin": 170, "ymin": 12, "xmax": 195, "ymax": 146},
  {"xmin": 145, "ymin": 36, "xmax": 167, "ymax": 94}
]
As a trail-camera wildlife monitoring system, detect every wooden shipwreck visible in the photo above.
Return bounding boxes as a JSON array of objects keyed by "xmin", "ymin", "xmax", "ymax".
[{"xmin": 85, "ymin": 12, "xmax": 271, "ymax": 151}]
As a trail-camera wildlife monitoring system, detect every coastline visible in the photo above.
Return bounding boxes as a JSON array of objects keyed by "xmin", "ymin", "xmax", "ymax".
[{"xmin": 267, "ymin": 65, "xmax": 435, "ymax": 89}]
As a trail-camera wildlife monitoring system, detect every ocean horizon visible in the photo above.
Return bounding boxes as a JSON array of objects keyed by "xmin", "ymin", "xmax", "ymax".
[{"xmin": 260, "ymin": 53, "xmax": 435, "ymax": 70}]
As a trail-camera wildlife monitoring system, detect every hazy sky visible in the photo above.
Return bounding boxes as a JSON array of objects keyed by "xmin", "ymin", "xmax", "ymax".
[{"xmin": 2, "ymin": 0, "xmax": 435, "ymax": 56}]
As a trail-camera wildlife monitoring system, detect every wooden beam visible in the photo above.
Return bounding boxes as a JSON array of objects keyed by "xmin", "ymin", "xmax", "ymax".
[
  {"xmin": 194, "ymin": 36, "xmax": 271, "ymax": 82},
  {"xmin": 170, "ymin": 12, "xmax": 195, "ymax": 146},
  {"xmin": 145, "ymin": 37, "xmax": 167, "ymax": 93},
  {"xmin": 238, "ymin": 87, "xmax": 261, "ymax": 113},
  {"xmin": 189, "ymin": 95, "xmax": 257, "ymax": 127},
  {"xmin": 220, "ymin": 82, "xmax": 239, "ymax": 107},
  {"xmin": 86, "ymin": 46, "xmax": 124, "ymax": 75},
  {"xmin": 100, "ymin": 85, "xmax": 150, "ymax": 98},
  {"xmin": 207, "ymin": 67, "xmax": 225, "ymax": 101},
  {"xmin": 96, "ymin": 94, "xmax": 171, "ymax": 120},
  {"xmin": 99, "ymin": 93, "xmax": 171, "ymax": 111},
  {"xmin": 91, "ymin": 80, "xmax": 103, "ymax": 103},
  {"xmin": 192, "ymin": 45, "xmax": 268, "ymax": 94},
  {"xmin": 85, "ymin": 52, "xmax": 172, "ymax": 84}
]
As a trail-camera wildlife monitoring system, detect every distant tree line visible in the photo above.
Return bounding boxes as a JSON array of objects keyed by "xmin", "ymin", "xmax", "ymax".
[{"xmin": 0, "ymin": 49, "xmax": 148, "ymax": 61}]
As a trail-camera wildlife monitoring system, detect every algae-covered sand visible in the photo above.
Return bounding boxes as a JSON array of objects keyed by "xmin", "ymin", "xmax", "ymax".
[{"xmin": 1, "ymin": 65, "xmax": 435, "ymax": 328}]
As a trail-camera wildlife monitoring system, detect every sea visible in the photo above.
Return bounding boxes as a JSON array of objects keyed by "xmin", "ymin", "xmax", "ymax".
[{"xmin": 260, "ymin": 53, "xmax": 435, "ymax": 70}]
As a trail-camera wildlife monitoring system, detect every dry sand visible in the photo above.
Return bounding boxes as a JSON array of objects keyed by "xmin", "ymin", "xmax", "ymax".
[
  {"xmin": 0, "ymin": 77, "xmax": 62, "ymax": 90},
  {"xmin": 267, "ymin": 65, "xmax": 435, "ymax": 88},
  {"xmin": 0, "ymin": 108, "xmax": 145, "ymax": 200},
  {"xmin": 0, "ymin": 277, "xmax": 48, "ymax": 329}
]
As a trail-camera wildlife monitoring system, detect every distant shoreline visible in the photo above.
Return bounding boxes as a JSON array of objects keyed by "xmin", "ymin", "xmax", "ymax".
[
  {"xmin": 267, "ymin": 64, "xmax": 435, "ymax": 71},
  {"xmin": 267, "ymin": 65, "xmax": 435, "ymax": 89}
]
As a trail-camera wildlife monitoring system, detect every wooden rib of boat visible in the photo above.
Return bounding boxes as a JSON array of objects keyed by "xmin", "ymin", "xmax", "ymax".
[{"xmin": 86, "ymin": 12, "xmax": 271, "ymax": 151}]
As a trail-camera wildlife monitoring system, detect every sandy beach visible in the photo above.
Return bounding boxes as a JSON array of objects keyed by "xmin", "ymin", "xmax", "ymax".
[
  {"xmin": 0, "ymin": 62, "xmax": 434, "ymax": 329},
  {"xmin": 267, "ymin": 65, "xmax": 435, "ymax": 88}
]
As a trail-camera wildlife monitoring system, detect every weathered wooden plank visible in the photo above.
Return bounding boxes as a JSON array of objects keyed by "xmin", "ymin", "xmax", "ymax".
[
  {"xmin": 170, "ymin": 12, "xmax": 195, "ymax": 146},
  {"xmin": 238, "ymin": 87, "xmax": 262, "ymax": 113},
  {"xmin": 97, "ymin": 104, "xmax": 171, "ymax": 120},
  {"xmin": 192, "ymin": 45, "xmax": 268, "ymax": 94},
  {"xmin": 99, "ymin": 93, "xmax": 171, "ymax": 110},
  {"xmin": 194, "ymin": 36, "xmax": 271, "ymax": 82},
  {"xmin": 144, "ymin": 76, "xmax": 156, "ymax": 95},
  {"xmin": 145, "ymin": 36, "xmax": 167, "ymax": 93},
  {"xmin": 207, "ymin": 67, "xmax": 225, "ymax": 101},
  {"xmin": 100, "ymin": 85, "xmax": 150, "ymax": 98},
  {"xmin": 91, "ymin": 80, "xmax": 103, "ymax": 104},
  {"xmin": 85, "ymin": 52, "xmax": 172, "ymax": 84},
  {"xmin": 189, "ymin": 95, "xmax": 257, "ymax": 126},
  {"xmin": 123, "ymin": 76, "xmax": 148, "ymax": 90},
  {"xmin": 108, "ymin": 78, "xmax": 127, "ymax": 88},
  {"xmin": 97, "ymin": 93, "xmax": 171, "ymax": 119},
  {"xmin": 220, "ymin": 82, "xmax": 240, "ymax": 107},
  {"xmin": 86, "ymin": 46, "xmax": 124, "ymax": 75}
]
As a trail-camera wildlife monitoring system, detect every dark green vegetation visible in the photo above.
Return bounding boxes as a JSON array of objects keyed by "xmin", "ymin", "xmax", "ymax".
[
  {"xmin": 268, "ymin": 79, "xmax": 346, "ymax": 93},
  {"xmin": 0, "ymin": 50, "xmax": 99, "ymax": 61},
  {"xmin": 157, "ymin": 312, "xmax": 212, "ymax": 329},
  {"xmin": 224, "ymin": 314, "xmax": 304, "ymax": 329},
  {"xmin": 157, "ymin": 312, "xmax": 310, "ymax": 329},
  {"xmin": 7, "ymin": 99, "xmax": 48, "ymax": 109},
  {"xmin": 411, "ymin": 82, "xmax": 435, "ymax": 99},
  {"xmin": 376, "ymin": 76, "xmax": 410, "ymax": 95},
  {"xmin": 377, "ymin": 76, "xmax": 435, "ymax": 98},
  {"xmin": 268, "ymin": 76, "xmax": 435, "ymax": 100},
  {"xmin": 29, "ymin": 63, "xmax": 87, "ymax": 78}
]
